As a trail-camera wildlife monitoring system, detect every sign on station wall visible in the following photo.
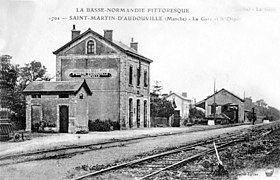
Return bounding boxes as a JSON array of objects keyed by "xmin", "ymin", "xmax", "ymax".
[{"xmin": 65, "ymin": 69, "xmax": 117, "ymax": 79}]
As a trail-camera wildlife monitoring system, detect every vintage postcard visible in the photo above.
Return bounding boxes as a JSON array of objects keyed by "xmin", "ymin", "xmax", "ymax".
[{"xmin": 0, "ymin": 0, "xmax": 280, "ymax": 179}]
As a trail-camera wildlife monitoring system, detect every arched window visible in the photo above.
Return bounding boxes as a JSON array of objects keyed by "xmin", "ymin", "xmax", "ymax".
[{"xmin": 87, "ymin": 40, "xmax": 95, "ymax": 54}]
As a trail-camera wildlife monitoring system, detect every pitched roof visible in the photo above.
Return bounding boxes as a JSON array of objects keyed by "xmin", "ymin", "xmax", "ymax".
[
  {"xmin": 166, "ymin": 92, "xmax": 191, "ymax": 101},
  {"xmin": 196, "ymin": 88, "xmax": 244, "ymax": 105},
  {"xmin": 53, "ymin": 28, "xmax": 153, "ymax": 63},
  {"xmin": 23, "ymin": 80, "xmax": 92, "ymax": 95}
]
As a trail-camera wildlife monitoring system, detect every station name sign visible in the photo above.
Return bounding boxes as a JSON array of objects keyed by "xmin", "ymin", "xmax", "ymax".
[{"xmin": 66, "ymin": 69, "xmax": 115, "ymax": 79}]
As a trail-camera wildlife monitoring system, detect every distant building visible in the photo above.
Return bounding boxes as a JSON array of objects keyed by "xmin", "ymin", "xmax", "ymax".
[
  {"xmin": 24, "ymin": 25, "xmax": 153, "ymax": 133},
  {"xmin": 166, "ymin": 92, "xmax": 192, "ymax": 121},
  {"xmin": 196, "ymin": 88, "xmax": 245, "ymax": 123}
]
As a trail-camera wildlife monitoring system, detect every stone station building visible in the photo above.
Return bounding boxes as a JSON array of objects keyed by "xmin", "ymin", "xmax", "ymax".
[
  {"xmin": 24, "ymin": 80, "xmax": 92, "ymax": 133},
  {"xmin": 24, "ymin": 25, "xmax": 153, "ymax": 133}
]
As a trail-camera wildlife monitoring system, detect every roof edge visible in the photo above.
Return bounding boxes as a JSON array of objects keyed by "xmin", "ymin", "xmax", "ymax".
[
  {"xmin": 166, "ymin": 92, "xmax": 191, "ymax": 101},
  {"xmin": 204, "ymin": 88, "xmax": 245, "ymax": 102},
  {"xmin": 53, "ymin": 28, "xmax": 153, "ymax": 63}
]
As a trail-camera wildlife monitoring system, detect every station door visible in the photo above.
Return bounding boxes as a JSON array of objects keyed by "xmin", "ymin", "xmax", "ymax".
[{"xmin": 59, "ymin": 105, "xmax": 69, "ymax": 133}]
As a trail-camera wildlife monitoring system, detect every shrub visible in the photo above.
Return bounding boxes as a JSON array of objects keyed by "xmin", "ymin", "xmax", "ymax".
[
  {"xmin": 88, "ymin": 119, "xmax": 120, "ymax": 131},
  {"xmin": 46, "ymin": 121, "xmax": 56, "ymax": 127},
  {"xmin": 88, "ymin": 119, "xmax": 111, "ymax": 131},
  {"xmin": 109, "ymin": 120, "xmax": 120, "ymax": 130}
]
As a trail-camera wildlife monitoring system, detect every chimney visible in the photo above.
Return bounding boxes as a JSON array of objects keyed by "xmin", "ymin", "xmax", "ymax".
[
  {"xmin": 182, "ymin": 92, "xmax": 187, "ymax": 98},
  {"xmin": 130, "ymin": 38, "xmax": 138, "ymax": 52},
  {"xmin": 104, "ymin": 30, "xmax": 113, "ymax": 41},
  {"xmin": 71, "ymin": 25, "xmax": 80, "ymax": 40}
]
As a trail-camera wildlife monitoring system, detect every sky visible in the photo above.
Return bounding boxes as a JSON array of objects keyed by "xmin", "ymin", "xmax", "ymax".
[{"xmin": 0, "ymin": 0, "xmax": 280, "ymax": 109}]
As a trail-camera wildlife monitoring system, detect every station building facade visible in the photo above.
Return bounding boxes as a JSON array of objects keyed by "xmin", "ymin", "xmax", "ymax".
[{"xmin": 25, "ymin": 25, "xmax": 153, "ymax": 133}]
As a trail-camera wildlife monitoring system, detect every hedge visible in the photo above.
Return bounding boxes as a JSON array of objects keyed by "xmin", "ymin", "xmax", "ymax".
[{"xmin": 88, "ymin": 119, "xmax": 120, "ymax": 131}]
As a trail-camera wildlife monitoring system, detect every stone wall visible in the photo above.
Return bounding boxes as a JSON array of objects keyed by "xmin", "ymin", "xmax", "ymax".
[
  {"xmin": 119, "ymin": 55, "xmax": 151, "ymax": 128},
  {"xmin": 25, "ymin": 89, "xmax": 89, "ymax": 133},
  {"xmin": 54, "ymin": 30, "xmax": 152, "ymax": 130}
]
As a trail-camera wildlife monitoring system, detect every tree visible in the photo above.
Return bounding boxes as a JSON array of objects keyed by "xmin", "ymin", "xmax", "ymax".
[
  {"xmin": 150, "ymin": 95, "xmax": 174, "ymax": 119},
  {"xmin": 245, "ymin": 97, "xmax": 280, "ymax": 121},
  {"xmin": 18, "ymin": 60, "xmax": 52, "ymax": 90},
  {"xmin": 1, "ymin": 55, "xmax": 25, "ymax": 129},
  {"xmin": 1, "ymin": 55, "xmax": 15, "ymax": 120},
  {"xmin": 151, "ymin": 80, "xmax": 163, "ymax": 96},
  {"xmin": 1, "ymin": 58, "xmax": 52, "ymax": 129},
  {"xmin": 189, "ymin": 107, "xmax": 205, "ymax": 119},
  {"xmin": 150, "ymin": 81, "xmax": 174, "ymax": 119}
]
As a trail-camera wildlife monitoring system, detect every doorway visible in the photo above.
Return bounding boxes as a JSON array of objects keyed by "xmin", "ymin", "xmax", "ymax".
[
  {"xmin": 59, "ymin": 105, "xmax": 69, "ymax": 133},
  {"xmin": 31, "ymin": 105, "xmax": 41, "ymax": 132},
  {"xmin": 172, "ymin": 110, "xmax": 180, "ymax": 127}
]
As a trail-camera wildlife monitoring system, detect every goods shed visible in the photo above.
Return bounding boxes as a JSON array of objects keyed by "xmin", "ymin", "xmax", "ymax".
[{"xmin": 196, "ymin": 88, "xmax": 245, "ymax": 124}]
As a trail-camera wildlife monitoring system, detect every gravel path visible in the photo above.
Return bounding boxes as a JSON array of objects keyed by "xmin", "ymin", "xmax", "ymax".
[{"xmin": 0, "ymin": 125, "xmax": 252, "ymax": 180}]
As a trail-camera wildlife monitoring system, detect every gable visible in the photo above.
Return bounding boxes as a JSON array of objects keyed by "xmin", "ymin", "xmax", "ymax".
[
  {"xmin": 78, "ymin": 80, "xmax": 92, "ymax": 95},
  {"xmin": 166, "ymin": 93, "xmax": 191, "ymax": 102},
  {"xmin": 205, "ymin": 89, "xmax": 243, "ymax": 105},
  {"xmin": 53, "ymin": 28, "xmax": 153, "ymax": 63},
  {"xmin": 58, "ymin": 33, "xmax": 119, "ymax": 56},
  {"xmin": 76, "ymin": 86, "xmax": 88, "ymax": 98}
]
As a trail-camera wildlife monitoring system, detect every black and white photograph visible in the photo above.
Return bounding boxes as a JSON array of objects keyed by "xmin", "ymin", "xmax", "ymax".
[{"xmin": 0, "ymin": 0, "xmax": 280, "ymax": 179}]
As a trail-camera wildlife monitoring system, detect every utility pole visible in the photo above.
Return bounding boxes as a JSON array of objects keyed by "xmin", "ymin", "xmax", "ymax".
[
  {"xmin": 252, "ymin": 107, "xmax": 255, "ymax": 125},
  {"xmin": 213, "ymin": 79, "xmax": 216, "ymax": 122}
]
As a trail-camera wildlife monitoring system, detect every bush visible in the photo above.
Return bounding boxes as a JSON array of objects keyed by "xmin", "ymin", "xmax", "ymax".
[
  {"xmin": 88, "ymin": 119, "xmax": 110, "ymax": 131},
  {"xmin": 46, "ymin": 121, "xmax": 56, "ymax": 127},
  {"xmin": 88, "ymin": 119, "xmax": 120, "ymax": 131},
  {"xmin": 109, "ymin": 120, "xmax": 120, "ymax": 130}
]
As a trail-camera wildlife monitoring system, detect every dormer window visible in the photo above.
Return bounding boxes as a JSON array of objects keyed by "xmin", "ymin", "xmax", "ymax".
[{"xmin": 87, "ymin": 40, "xmax": 95, "ymax": 54}]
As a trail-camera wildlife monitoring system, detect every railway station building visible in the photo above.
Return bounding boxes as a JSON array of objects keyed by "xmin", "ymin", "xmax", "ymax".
[
  {"xmin": 196, "ymin": 88, "xmax": 245, "ymax": 123},
  {"xmin": 24, "ymin": 25, "xmax": 153, "ymax": 133},
  {"xmin": 24, "ymin": 80, "xmax": 92, "ymax": 133}
]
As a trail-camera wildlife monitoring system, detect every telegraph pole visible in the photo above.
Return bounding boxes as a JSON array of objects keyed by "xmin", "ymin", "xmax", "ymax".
[{"xmin": 214, "ymin": 79, "xmax": 216, "ymax": 122}]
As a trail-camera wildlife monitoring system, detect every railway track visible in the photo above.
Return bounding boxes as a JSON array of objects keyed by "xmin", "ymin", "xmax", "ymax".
[
  {"xmin": 72, "ymin": 121, "xmax": 280, "ymax": 180},
  {"xmin": 72, "ymin": 131, "xmax": 247, "ymax": 179},
  {"xmin": 0, "ymin": 123, "xmax": 252, "ymax": 166}
]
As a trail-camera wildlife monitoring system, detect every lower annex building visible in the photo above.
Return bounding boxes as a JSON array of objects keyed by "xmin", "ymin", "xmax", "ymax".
[{"xmin": 24, "ymin": 25, "xmax": 153, "ymax": 133}]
